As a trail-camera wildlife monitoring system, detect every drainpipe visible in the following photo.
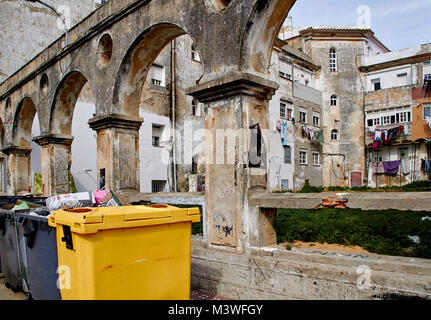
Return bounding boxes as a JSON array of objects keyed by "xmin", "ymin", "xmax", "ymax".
[{"xmin": 171, "ymin": 39, "xmax": 178, "ymax": 192}]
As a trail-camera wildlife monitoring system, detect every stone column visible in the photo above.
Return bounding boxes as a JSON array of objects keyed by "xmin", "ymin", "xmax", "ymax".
[
  {"xmin": 2, "ymin": 145, "xmax": 32, "ymax": 195},
  {"xmin": 33, "ymin": 133, "xmax": 74, "ymax": 196},
  {"xmin": 187, "ymin": 73, "xmax": 278, "ymax": 252},
  {"xmin": 88, "ymin": 114, "xmax": 143, "ymax": 193}
]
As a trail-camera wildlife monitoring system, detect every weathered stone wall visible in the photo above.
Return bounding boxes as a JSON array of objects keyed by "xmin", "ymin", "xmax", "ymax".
[
  {"xmin": 0, "ymin": 0, "xmax": 96, "ymax": 82},
  {"xmin": 310, "ymin": 39, "xmax": 367, "ymax": 188},
  {"xmin": 191, "ymin": 239, "xmax": 431, "ymax": 300}
]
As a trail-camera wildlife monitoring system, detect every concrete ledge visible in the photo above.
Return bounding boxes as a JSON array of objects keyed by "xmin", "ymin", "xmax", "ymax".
[
  {"xmin": 191, "ymin": 239, "xmax": 431, "ymax": 300},
  {"xmin": 249, "ymin": 192, "xmax": 431, "ymax": 211}
]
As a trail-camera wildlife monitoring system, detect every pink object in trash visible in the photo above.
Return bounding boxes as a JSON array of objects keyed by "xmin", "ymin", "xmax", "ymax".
[{"xmin": 94, "ymin": 189, "xmax": 110, "ymax": 206}]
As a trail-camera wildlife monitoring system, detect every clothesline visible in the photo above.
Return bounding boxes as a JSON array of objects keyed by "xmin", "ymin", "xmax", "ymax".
[
  {"xmin": 370, "ymin": 124, "xmax": 408, "ymax": 149},
  {"xmin": 274, "ymin": 120, "xmax": 324, "ymax": 145}
]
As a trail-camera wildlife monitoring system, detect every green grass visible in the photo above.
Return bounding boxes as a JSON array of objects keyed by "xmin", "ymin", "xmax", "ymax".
[{"xmin": 274, "ymin": 208, "xmax": 431, "ymax": 259}]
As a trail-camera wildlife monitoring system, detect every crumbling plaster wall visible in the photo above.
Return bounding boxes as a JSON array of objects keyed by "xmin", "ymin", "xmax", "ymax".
[
  {"xmin": 310, "ymin": 39, "xmax": 367, "ymax": 187},
  {"xmin": 0, "ymin": 0, "xmax": 96, "ymax": 83}
]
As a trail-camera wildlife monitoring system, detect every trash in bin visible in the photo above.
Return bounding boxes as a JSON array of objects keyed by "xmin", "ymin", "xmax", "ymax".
[
  {"xmin": 16, "ymin": 210, "xmax": 61, "ymax": 300},
  {"xmin": 48, "ymin": 204, "xmax": 200, "ymax": 300},
  {"xmin": 46, "ymin": 192, "xmax": 95, "ymax": 211}
]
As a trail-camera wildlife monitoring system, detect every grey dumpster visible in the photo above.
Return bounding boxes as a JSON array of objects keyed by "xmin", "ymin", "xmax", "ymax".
[{"xmin": 16, "ymin": 210, "xmax": 61, "ymax": 300}]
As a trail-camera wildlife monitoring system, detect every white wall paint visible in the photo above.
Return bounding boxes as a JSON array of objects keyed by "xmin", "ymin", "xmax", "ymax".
[
  {"xmin": 139, "ymin": 111, "xmax": 172, "ymax": 193},
  {"xmin": 71, "ymin": 101, "xmax": 97, "ymax": 192},
  {"xmin": 366, "ymin": 65, "xmax": 412, "ymax": 91}
]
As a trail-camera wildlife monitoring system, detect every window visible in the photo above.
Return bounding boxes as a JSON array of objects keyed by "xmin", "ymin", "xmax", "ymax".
[
  {"xmin": 152, "ymin": 124, "xmax": 164, "ymax": 147},
  {"xmin": 424, "ymin": 103, "xmax": 431, "ymax": 120},
  {"xmin": 279, "ymin": 59, "xmax": 292, "ymax": 79},
  {"xmin": 151, "ymin": 64, "xmax": 164, "ymax": 86},
  {"xmin": 330, "ymin": 95, "xmax": 338, "ymax": 106},
  {"xmin": 191, "ymin": 45, "xmax": 201, "ymax": 62},
  {"xmin": 373, "ymin": 118, "xmax": 381, "ymax": 126},
  {"xmin": 381, "ymin": 115, "xmax": 391, "ymax": 125},
  {"xmin": 299, "ymin": 150, "xmax": 307, "ymax": 165},
  {"xmin": 312, "ymin": 113, "xmax": 320, "ymax": 127},
  {"xmin": 399, "ymin": 148, "xmax": 409, "ymax": 160},
  {"xmin": 284, "ymin": 146, "xmax": 292, "ymax": 164},
  {"xmin": 191, "ymin": 100, "xmax": 197, "ymax": 116},
  {"xmin": 329, "ymin": 48, "xmax": 337, "ymax": 72},
  {"xmin": 372, "ymin": 78, "xmax": 381, "ymax": 91},
  {"xmin": 299, "ymin": 108, "xmax": 307, "ymax": 123},
  {"xmin": 305, "ymin": 80, "xmax": 309, "ymax": 87},
  {"xmin": 151, "ymin": 180, "xmax": 167, "ymax": 193},
  {"xmin": 331, "ymin": 129, "xmax": 339, "ymax": 141},
  {"xmin": 398, "ymin": 111, "xmax": 410, "ymax": 123},
  {"xmin": 312, "ymin": 152, "xmax": 320, "ymax": 166},
  {"xmin": 397, "ymin": 73, "xmax": 408, "ymax": 87},
  {"xmin": 280, "ymin": 101, "xmax": 293, "ymax": 120},
  {"xmin": 425, "ymin": 74, "xmax": 431, "ymax": 81},
  {"xmin": 424, "ymin": 60, "xmax": 431, "ymax": 66},
  {"xmin": 373, "ymin": 150, "xmax": 382, "ymax": 163}
]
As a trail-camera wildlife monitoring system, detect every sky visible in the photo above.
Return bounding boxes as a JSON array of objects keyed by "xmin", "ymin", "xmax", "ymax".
[{"xmin": 286, "ymin": 0, "xmax": 431, "ymax": 51}]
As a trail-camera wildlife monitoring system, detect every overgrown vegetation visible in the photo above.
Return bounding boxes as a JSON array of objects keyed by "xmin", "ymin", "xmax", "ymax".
[
  {"xmin": 274, "ymin": 208, "xmax": 431, "ymax": 259},
  {"xmin": 294, "ymin": 180, "xmax": 431, "ymax": 193}
]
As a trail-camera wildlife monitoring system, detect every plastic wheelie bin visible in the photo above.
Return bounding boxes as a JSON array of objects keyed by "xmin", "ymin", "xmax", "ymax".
[
  {"xmin": 0, "ymin": 209, "xmax": 24, "ymax": 292},
  {"xmin": 48, "ymin": 204, "xmax": 200, "ymax": 300},
  {"xmin": 0, "ymin": 198, "xmax": 47, "ymax": 293},
  {"xmin": 16, "ymin": 210, "xmax": 61, "ymax": 300}
]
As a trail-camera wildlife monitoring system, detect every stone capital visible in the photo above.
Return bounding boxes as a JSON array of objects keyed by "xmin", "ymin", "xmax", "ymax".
[
  {"xmin": 32, "ymin": 133, "xmax": 74, "ymax": 146},
  {"xmin": 88, "ymin": 113, "xmax": 144, "ymax": 132},
  {"xmin": 186, "ymin": 72, "xmax": 279, "ymax": 103},
  {"xmin": 1, "ymin": 145, "xmax": 32, "ymax": 156}
]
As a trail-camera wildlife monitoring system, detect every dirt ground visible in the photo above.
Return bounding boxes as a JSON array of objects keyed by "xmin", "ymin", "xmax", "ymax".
[{"xmin": 279, "ymin": 241, "xmax": 372, "ymax": 254}]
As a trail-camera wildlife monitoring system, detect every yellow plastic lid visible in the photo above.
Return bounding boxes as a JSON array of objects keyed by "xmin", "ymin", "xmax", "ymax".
[{"xmin": 48, "ymin": 204, "xmax": 201, "ymax": 234}]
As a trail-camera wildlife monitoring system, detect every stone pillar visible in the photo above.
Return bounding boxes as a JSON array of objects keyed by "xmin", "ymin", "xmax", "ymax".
[
  {"xmin": 2, "ymin": 145, "xmax": 32, "ymax": 195},
  {"xmin": 88, "ymin": 114, "xmax": 143, "ymax": 192},
  {"xmin": 187, "ymin": 73, "xmax": 278, "ymax": 251},
  {"xmin": 33, "ymin": 134, "xmax": 74, "ymax": 196}
]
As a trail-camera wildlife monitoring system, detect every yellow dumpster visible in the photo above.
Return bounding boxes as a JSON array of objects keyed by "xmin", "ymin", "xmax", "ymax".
[{"xmin": 48, "ymin": 204, "xmax": 200, "ymax": 300}]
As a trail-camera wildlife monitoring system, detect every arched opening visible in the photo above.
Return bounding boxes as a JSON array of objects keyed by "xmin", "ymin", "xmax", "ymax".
[
  {"xmin": 138, "ymin": 34, "xmax": 204, "ymax": 193},
  {"xmin": 97, "ymin": 33, "xmax": 113, "ymax": 69},
  {"xmin": 114, "ymin": 24, "xmax": 204, "ymax": 193},
  {"xmin": 113, "ymin": 24, "xmax": 188, "ymax": 117},
  {"xmin": 50, "ymin": 71, "xmax": 97, "ymax": 193},
  {"xmin": 11, "ymin": 97, "xmax": 40, "ymax": 194},
  {"xmin": 330, "ymin": 94, "xmax": 338, "ymax": 106}
]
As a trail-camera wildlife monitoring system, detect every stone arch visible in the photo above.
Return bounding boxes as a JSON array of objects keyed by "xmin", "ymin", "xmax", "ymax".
[
  {"xmin": 12, "ymin": 97, "xmax": 37, "ymax": 146},
  {"xmin": 113, "ymin": 23, "xmax": 201, "ymax": 117},
  {"xmin": 50, "ymin": 71, "xmax": 90, "ymax": 135},
  {"xmin": 240, "ymin": 0, "xmax": 297, "ymax": 75}
]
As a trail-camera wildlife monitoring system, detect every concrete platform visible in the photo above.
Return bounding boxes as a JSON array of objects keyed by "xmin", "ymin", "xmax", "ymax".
[{"xmin": 249, "ymin": 192, "xmax": 431, "ymax": 211}]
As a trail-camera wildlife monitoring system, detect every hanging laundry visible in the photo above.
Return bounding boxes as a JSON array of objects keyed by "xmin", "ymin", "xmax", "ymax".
[
  {"xmin": 281, "ymin": 121, "xmax": 288, "ymax": 146},
  {"xmin": 276, "ymin": 120, "xmax": 282, "ymax": 131},
  {"xmin": 316, "ymin": 129, "xmax": 324, "ymax": 144},
  {"xmin": 401, "ymin": 158, "xmax": 410, "ymax": 175},
  {"xmin": 403, "ymin": 125, "xmax": 409, "ymax": 135},
  {"xmin": 426, "ymin": 116, "xmax": 431, "ymax": 130},
  {"xmin": 382, "ymin": 160, "xmax": 401, "ymax": 175},
  {"xmin": 373, "ymin": 130, "xmax": 382, "ymax": 149},
  {"xmin": 368, "ymin": 126, "xmax": 376, "ymax": 133}
]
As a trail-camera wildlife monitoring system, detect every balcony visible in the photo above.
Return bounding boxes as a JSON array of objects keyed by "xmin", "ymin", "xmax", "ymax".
[
  {"xmin": 365, "ymin": 86, "xmax": 413, "ymax": 112},
  {"xmin": 365, "ymin": 122, "xmax": 412, "ymax": 147}
]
